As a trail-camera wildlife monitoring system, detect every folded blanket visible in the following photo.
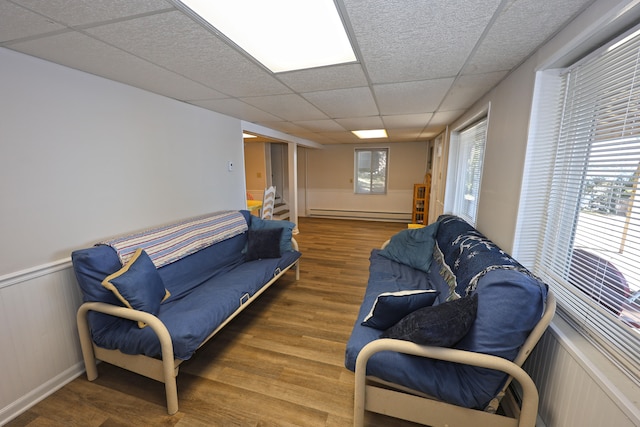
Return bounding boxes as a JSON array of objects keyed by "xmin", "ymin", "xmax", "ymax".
[{"xmin": 101, "ymin": 210, "xmax": 248, "ymax": 268}]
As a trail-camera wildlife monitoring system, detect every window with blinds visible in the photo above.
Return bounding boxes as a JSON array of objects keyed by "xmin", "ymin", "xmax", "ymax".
[
  {"xmin": 451, "ymin": 119, "xmax": 487, "ymax": 225},
  {"xmin": 516, "ymin": 25, "xmax": 640, "ymax": 378}
]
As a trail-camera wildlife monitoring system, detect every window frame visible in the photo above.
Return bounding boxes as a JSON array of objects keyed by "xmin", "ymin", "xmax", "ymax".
[
  {"xmin": 354, "ymin": 147, "xmax": 389, "ymax": 195},
  {"xmin": 447, "ymin": 117, "xmax": 488, "ymax": 226},
  {"xmin": 515, "ymin": 25, "xmax": 640, "ymax": 380}
]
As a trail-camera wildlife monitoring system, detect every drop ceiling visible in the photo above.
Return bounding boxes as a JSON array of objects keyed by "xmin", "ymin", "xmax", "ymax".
[{"xmin": 0, "ymin": 0, "xmax": 595, "ymax": 145}]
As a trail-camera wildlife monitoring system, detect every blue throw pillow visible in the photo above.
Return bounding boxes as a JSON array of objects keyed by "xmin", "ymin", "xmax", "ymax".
[
  {"xmin": 379, "ymin": 221, "xmax": 439, "ymax": 273},
  {"xmin": 381, "ymin": 293, "xmax": 478, "ymax": 347},
  {"xmin": 362, "ymin": 289, "xmax": 440, "ymax": 330},
  {"xmin": 249, "ymin": 216, "xmax": 295, "ymax": 252},
  {"xmin": 245, "ymin": 227, "xmax": 283, "ymax": 260},
  {"xmin": 101, "ymin": 248, "xmax": 170, "ymax": 328}
]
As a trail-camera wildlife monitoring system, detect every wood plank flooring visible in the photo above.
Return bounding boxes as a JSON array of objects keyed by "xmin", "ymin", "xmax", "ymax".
[{"xmin": 7, "ymin": 217, "xmax": 424, "ymax": 427}]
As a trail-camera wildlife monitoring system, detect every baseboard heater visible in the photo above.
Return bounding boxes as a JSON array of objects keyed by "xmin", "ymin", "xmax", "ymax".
[{"xmin": 307, "ymin": 209, "xmax": 411, "ymax": 222}]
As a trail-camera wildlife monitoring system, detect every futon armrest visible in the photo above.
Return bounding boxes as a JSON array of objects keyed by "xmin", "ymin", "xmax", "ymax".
[
  {"xmin": 76, "ymin": 302, "xmax": 175, "ymax": 366},
  {"xmin": 76, "ymin": 301, "xmax": 179, "ymax": 414},
  {"xmin": 354, "ymin": 339, "xmax": 539, "ymax": 427},
  {"xmin": 78, "ymin": 301, "xmax": 171, "ymax": 337}
]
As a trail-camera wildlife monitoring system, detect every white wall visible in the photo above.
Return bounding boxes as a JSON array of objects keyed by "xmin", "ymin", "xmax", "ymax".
[
  {"xmin": 0, "ymin": 47, "xmax": 247, "ymax": 423},
  {"xmin": 0, "ymin": 47, "xmax": 246, "ymax": 276}
]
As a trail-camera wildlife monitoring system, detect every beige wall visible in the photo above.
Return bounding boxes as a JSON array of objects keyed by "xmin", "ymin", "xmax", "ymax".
[{"xmin": 304, "ymin": 141, "xmax": 429, "ymax": 218}]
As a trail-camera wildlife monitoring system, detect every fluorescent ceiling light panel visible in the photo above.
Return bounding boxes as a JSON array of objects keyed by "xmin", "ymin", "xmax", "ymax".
[
  {"xmin": 352, "ymin": 129, "xmax": 388, "ymax": 139},
  {"xmin": 179, "ymin": 0, "xmax": 356, "ymax": 73},
  {"xmin": 242, "ymin": 133, "xmax": 257, "ymax": 138}
]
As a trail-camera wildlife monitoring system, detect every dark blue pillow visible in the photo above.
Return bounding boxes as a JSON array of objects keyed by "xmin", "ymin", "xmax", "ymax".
[
  {"xmin": 249, "ymin": 216, "xmax": 296, "ymax": 252},
  {"xmin": 101, "ymin": 248, "xmax": 170, "ymax": 328},
  {"xmin": 382, "ymin": 293, "xmax": 478, "ymax": 347},
  {"xmin": 362, "ymin": 289, "xmax": 440, "ymax": 330},
  {"xmin": 379, "ymin": 221, "xmax": 439, "ymax": 273},
  {"xmin": 245, "ymin": 227, "xmax": 283, "ymax": 260}
]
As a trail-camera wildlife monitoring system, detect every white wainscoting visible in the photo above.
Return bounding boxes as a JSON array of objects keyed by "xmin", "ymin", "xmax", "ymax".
[
  {"xmin": 524, "ymin": 319, "xmax": 640, "ymax": 427},
  {"xmin": 0, "ymin": 260, "xmax": 85, "ymax": 425}
]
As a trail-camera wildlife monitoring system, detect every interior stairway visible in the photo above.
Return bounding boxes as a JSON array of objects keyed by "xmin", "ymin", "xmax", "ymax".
[{"xmin": 273, "ymin": 195, "xmax": 290, "ymax": 220}]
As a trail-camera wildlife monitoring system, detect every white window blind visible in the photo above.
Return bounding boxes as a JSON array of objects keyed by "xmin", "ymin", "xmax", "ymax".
[
  {"xmin": 354, "ymin": 148, "xmax": 388, "ymax": 194},
  {"xmin": 452, "ymin": 119, "xmax": 487, "ymax": 225},
  {"xmin": 516, "ymin": 26, "xmax": 640, "ymax": 377}
]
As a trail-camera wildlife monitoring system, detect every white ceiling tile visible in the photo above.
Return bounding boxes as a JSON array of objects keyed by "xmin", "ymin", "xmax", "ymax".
[
  {"xmin": 277, "ymin": 63, "xmax": 368, "ymax": 92},
  {"xmin": 387, "ymin": 128, "xmax": 426, "ymax": 141},
  {"xmin": 86, "ymin": 11, "xmax": 291, "ymax": 97},
  {"xmin": 241, "ymin": 94, "xmax": 329, "ymax": 121},
  {"xmin": 293, "ymin": 120, "xmax": 346, "ymax": 132},
  {"xmin": 256, "ymin": 121, "xmax": 316, "ymax": 135},
  {"xmin": 9, "ymin": 31, "xmax": 225, "ymax": 101},
  {"xmin": 374, "ymin": 78, "xmax": 454, "ymax": 115},
  {"xmin": 302, "ymin": 87, "xmax": 378, "ymax": 118},
  {"xmin": 430, "ymin": 110, "xmax": 466, "ymax": 126},
  {"xmin": 341, "ymin": 0, "xmax": 503, "ymax": 83},
  {"xmin": 190, "ymin": 98, "xmax": 282, "ymax": 122},
  {"xmin": 317, "ymin": 131, "xmax": 363, "ymax": 143},
  {"xmin": 0, "ymin": 2, "xmax": 65, "ymax": 42},
  {"xmin": 12, "ymin": 0, "xmax": 172, "ymax": 26},
  {"xmin": 439, "ymin": 71, "xmax": 508, "ymax": 111},
  {"xmin": 335, "ymin": 116, "xmax": 384, "ymax": 131},
  {"xmin": 421, "ymin": 127, "xmax": 446, "ymax": 138},
  {"xmin": 463, "ymin": 0, "xmax": 593, "ymax": 74},
  {"xmin": 382, "ymin": 113, "xmax": 433, "ymax": 128}
]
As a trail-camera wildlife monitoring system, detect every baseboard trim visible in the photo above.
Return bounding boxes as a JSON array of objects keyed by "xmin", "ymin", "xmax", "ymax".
[{"xmin": 308, "ymin": 209, "xmax": 410, "ymax": 222}]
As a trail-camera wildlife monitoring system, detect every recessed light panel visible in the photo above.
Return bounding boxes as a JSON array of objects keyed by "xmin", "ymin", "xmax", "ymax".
[
  {"xmin": 179, "ymin": 0, "xmax": 356, "ymax": 73},
  {"xmin": 352, "ymin": 129, "xmax": 388, "ymax": 139}
]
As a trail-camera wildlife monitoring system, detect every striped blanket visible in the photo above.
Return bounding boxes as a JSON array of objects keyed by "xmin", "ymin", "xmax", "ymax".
[{"xmin": 101, "ymin": 210, "xmax": 248, "ymax": 268}]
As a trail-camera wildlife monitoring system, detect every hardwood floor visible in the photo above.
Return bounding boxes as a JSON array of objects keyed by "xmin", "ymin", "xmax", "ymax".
[{"xmin": 7, "ymin": 217, "xmax": 424, "ymax": 427}]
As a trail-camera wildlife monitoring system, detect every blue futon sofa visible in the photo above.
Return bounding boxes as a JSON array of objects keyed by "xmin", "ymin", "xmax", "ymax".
[
  {"xmin": 72, "ymin": 210, "xmax": 300, "ymax": 414},
  {"xmin": 346, "ymin": 214, "xmax": 553, "ymax": 426}
]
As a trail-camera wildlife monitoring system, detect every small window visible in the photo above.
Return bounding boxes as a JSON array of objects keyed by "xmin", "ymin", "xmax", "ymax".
[
  {"xmin": 449, "ymin": 119, "xmax": 487, "ymax": 225},
  {"xmin": 355, "ymin": 148, "xmax": 388, "ymax": 194}
]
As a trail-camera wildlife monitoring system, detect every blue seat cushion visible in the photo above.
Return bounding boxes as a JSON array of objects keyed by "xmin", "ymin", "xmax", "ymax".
[{"xmin": 90, "ymin": 250, "xmax": 300, "ymax": 360}]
